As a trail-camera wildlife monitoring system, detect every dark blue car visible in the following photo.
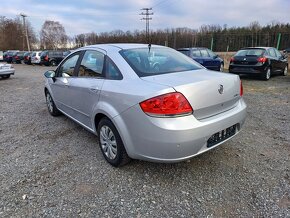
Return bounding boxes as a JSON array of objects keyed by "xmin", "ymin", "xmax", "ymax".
[{"xmin": 177, "ymin": 47, "xmax": 224, "ymax": 71}]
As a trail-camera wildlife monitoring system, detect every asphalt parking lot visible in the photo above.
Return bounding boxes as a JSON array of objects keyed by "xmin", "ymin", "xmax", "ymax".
[{"xmin": 0, "ymin": 64, "xmax": 290, "ymax": 217}]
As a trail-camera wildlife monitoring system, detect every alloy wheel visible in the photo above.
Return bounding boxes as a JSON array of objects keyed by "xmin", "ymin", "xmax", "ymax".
[
  {"xmin": 46, "ymin": 93, "xmax": 53, "ymax": 113},
  {"xmin": 100, "ymin": 125, "xmax": 117, "ymax": 160},
  {"xmin": 284, "ymin": 66, "xmax": 288, "ymax": 76},
  {"xmin": 266, "ymin": 68, "xmax": 271, "ymax": 80}
]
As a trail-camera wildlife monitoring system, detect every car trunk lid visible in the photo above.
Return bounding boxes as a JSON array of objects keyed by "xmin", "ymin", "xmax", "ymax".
[{"xmin": 141, "ymin": 70, "xmax": 241, "ymax": 120}]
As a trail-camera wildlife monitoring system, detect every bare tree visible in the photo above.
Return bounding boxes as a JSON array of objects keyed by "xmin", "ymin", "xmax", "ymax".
[{"xmin": 40, "ymin": 20, "xmax": 68, "ymax": 49}]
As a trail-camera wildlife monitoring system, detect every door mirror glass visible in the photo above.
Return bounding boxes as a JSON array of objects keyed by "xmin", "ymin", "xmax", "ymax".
[{"xmin": 44, "ymin": 70, "xmax": 55, "ymax": 78}]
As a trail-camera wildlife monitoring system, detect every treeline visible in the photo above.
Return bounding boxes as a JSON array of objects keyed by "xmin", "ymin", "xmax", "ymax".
[
  {"xmin": 74, "ymin": 21, "xmax": 290, "ymax": 51},
  {"xmin": 0, "ymin": 17, "xmax": 289, "ymax": 52},
  {"xmin": 0, "ymin": 16, "xmax": 38, "ymax": 51}
]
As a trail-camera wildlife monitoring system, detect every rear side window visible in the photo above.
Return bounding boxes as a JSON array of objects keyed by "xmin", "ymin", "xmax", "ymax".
[
  {"xmin": 268, "ymin": 49, "xmax": 276, "ymax": 57},
  {"xmin": 200, "ymin": 49, "xmax": 209, "ymax": 57},
  {"xmin": 105, "ymin": 57, "xmax": 122, "ymax": 80},
  {"xmin": 78, "ymin": 50, "xmax": 105, "ymax": 77},
  {"xmin": 192, "ymin": 49, "xmax": 201, "ymax": 57}
]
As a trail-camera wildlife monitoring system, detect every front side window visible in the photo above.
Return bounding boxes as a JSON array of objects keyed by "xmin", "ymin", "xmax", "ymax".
[
  {"xmin": 120, "ymin": 47, "xmax": 202, "ymax": 77},
  {"xmin": 57, "ymin": 53, "xmax": 80, "ymax": 77},
  {"xmin": 207, "ymin": 49, "xmax": 216, "ymax": 58},
  {"xmin": 78, "ymin": 50, "xmax": 105, "ymax": 77}
]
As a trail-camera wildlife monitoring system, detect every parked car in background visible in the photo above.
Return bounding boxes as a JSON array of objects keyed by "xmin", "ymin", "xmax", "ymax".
[
  {"xmin": 177, "ymin": 47, "xmax": 224, "ymax": 71},
  {"xmin": 12, "ymin": 51, "xmax": 26, "ymax": 64},
  {"xmin": 40, "ymin": 50, "xmax": 65, "ymax": 66},
  {"xmin": 31, "ymin": 51, "xmax": 42, "ymax": 65},
  {"xmin": 0, "ymin": 51, "xmax": 3, "ymax": 61},
  {"xmin": 44, "ymin": 44, "xmax": 246, "ymax": 167},
  {"xmin": 63, "ymin": 50, "xmax": 72, "ymax": 58},
  {"xmin": 284, "ymin": 48, "xmax": 290, "ymax": 53},
  {"xmin": 23, "ymin": 52, "xmax": 32, "ymax": 65},
  {"xmin": 4, "ymin": 50, "xmax": 19, "ymax": 63},
  {"xmin": 229, "ymin": 47, "xmax": 288, "ymax": 80},
  {"xmin": 0, "ymin": 63, "xmax": 14, "ymax": 79}
]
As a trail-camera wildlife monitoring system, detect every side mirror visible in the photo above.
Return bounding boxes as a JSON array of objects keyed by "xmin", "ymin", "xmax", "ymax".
[
  {"xmin": 213, "ymin": 55, "xmax": 218, "ymax": 59},
  {"xmin": 44, "ymin": 70, "xmax": 55, "ymax": 78}
]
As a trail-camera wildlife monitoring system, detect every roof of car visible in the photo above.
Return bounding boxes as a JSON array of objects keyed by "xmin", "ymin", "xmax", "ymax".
[
  {"xmin": 241, "ymin": 47, "xmax": 272, "ymax": 50},
  {"xmin": 82, "ymin": 43, "xmax": 165, "ymax": 52},
  {"xmin": 177, "ymin": 47, "xmax": 208, "ymax": 50}
]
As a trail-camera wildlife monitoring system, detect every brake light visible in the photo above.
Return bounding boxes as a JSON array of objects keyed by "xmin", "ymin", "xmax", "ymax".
[
  {"xmin": 257, "ymin": 57, "xmax": 267, "ymax": 63},
  {"xmin": 44, "ymin": 55, "xmax": 49, "ymax": 61},
  {"xmin": 230, "ymin": 57, "xmax": 235, "ymax": 63},
  {"xmin": 15, "ymin": 56, "xmax": 19, "ymax": 59},
  {"xmin": 240, "ymin": 80, "xmax": 243, "ymax": 96},
  {"xmin": 140, "ymin": 92, "xmax": 193, "ymax": 117}
]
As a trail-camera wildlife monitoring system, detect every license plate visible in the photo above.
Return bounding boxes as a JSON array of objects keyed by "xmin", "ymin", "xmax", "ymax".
[{"xmin": 207, "ymin": 124, "xmax": 237, "ymax": 148}]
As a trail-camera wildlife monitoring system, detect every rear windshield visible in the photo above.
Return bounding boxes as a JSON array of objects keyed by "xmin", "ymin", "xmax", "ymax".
[
  {"xmin": 235, "ymin": 49, "xmax": 265, "ymax": 56},
  {"xmin": 120, "ymin": 47, "xmax": 202, "ymax": 77},
  {"xmin": 41, "ymin": 51, "xmax": 48, "ymax": 56},
  {"xmin": 177, "ymin": 50, "xmax": 190, "ymax": 56}
]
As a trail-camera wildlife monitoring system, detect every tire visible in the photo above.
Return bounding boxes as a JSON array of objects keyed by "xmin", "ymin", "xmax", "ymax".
[
  {"xmin": 282, "ymin": 65, "xmax": 288, "ymax": 76},
  {"xmin": 50, "ymin": 60, "xmax": 57, "ymax": 66},
  {"xmin": 2, "ymin": 75, "xmax": 10, "ymax": 79},
  {"xmin": 97, "ymin": 118, "xmax": 131, "ymax": 167},
  {"xmin": 220, "ymin": 63, "xmax": 224, "ymax": 72},
  {"xmin": 45, "ymin": 91, "xmax": 61, "ymax": 116},
  {"xmin": 261, "ymin": 68, "xmax": 271, "ymax": 81}
]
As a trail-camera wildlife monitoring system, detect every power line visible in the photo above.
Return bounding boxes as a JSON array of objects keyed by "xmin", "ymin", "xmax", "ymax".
[{"xmin": 140, "ymin": 8, "xmax": 153, "ymax": 43}]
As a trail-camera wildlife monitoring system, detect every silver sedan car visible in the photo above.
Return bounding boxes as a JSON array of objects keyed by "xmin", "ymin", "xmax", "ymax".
[{"xmin": 44, "ymin": 44, "xmax": 246, "ymax": 167}]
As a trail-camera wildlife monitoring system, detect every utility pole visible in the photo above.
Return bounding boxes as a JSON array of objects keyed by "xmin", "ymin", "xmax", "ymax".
[
  {"xmin": 140, "ymin": 8, "xmax": 153, "ymax": 43},
  {"xmin": 20, "ymin": 13, "xmax": 30, "ymax": 51}
]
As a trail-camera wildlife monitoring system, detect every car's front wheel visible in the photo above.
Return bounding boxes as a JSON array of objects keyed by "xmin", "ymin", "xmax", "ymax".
[
  {"xmin": 45, "ymin": 91, "xmax": 61, "ymax": 116},
  {"xmin": 262, "ymin": 68, "xmax": 271, "ymax": 80},
  {"xmin": 220, "ymin": 63, "xmax": 224, "ymax": 72},
  {"xmin": 97, "ymin": 118, "xmax": 130, "ymax": 167}
]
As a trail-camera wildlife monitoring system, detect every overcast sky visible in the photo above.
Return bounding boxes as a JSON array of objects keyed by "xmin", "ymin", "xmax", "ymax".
[{"xmin": 0, "ymin": 0, "xmax": 289, "ymax": 36}]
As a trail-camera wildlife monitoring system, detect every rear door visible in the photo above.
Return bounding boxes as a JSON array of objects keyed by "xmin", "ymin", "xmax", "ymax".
[
  {"xmin": 268, "ymin": 48, "xmax": 279, "ymax": 73},
  {"xmin": 274, "ymin": 48, "xmax": 287, "ymax": 72}
]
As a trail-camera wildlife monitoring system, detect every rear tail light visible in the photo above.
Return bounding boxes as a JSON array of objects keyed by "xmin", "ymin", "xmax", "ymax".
[
  {"xmin": 15, "ymin": 56, "xmax": 19, "ymax": 59},
  {"xmin": 44, "ymin": 55, "xmax": 49, "ymax": 61},
  {"xmin": 257, "ymin": 57, "xmax": 267, "ymax": 63},
  {"xmin": 140, "ymin": 92, "xmax": 193, "ymax": 117},
  {"xmin": 240, "ymin": 80, "xmax": 243, "ymax": 96},
  {"xmin": 230, "ymin": 57, "xmax": 235, "ymax": 63}
]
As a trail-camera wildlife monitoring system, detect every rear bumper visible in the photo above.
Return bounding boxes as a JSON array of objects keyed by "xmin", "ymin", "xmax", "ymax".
[
  {"xmin": 114, "ymin": 98, "xmax": 247, "ymax": 162},
  {"xmin": 0, "ymin": 69, "xmax": 15, "ymax": 76},
  {"xmin": 229, "ymin": 65, "xmax": 267, "ymax": 74}
]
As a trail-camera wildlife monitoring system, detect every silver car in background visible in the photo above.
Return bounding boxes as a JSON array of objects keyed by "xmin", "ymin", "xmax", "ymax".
[
  {"xmin": 31, "ymin": 51, "xmax": 42, "ymax": 65},
  {"xmin": 44, "ymin": 44, "xmax": 246, "ymax": 167},
  {"xmin": 0, "ymin": 63, "xmax": 14, "ymax": 79}
]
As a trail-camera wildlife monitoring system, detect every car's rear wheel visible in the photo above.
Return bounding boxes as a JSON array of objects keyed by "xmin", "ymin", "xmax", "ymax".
[
  {"xmin": 262, "ymin": 68, "xmax": 271, "ymax": 80},
  {"xmin": 282, "ymin": 65, "xmax": 288, "ymax": 76},
  {"xmin": 50, "ymin": 60, "xmax": 57, "ymax": 66},
  {"xmin": 45, "ymin": 91, "xmax": 61, "ymax": 116},
  {"xmin": 97, "ymin": 118, "xmax": 130, "ymax": 167}
]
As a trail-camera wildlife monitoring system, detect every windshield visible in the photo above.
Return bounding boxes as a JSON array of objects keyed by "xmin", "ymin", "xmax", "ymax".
[
  {"xmin": 120, "ymin": 47, "xmax": 202, "ymax": 77},
  {"xmin": 235, "ymin": 49, "xmax": 265, "ymax": 56}
]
